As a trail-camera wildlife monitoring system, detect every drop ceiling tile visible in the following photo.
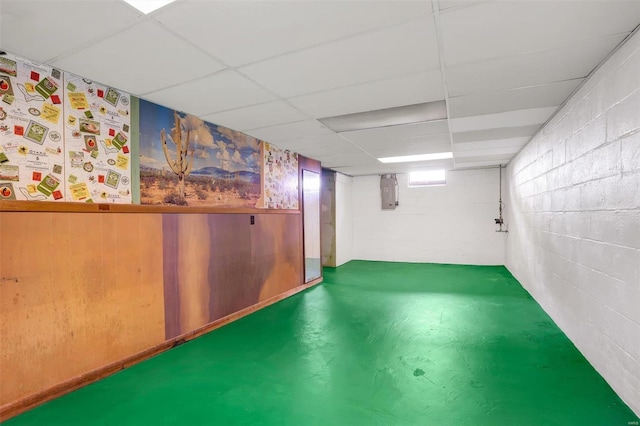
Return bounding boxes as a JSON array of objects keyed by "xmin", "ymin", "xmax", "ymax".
[
  {"xmin": 439, "ymin": 0, "xmax": 482, "ymax": 11},
  {"xmin": 1, "ymin": 0, "xmax": 141, "ymax": 63},
  {"xmin": 331, "ymin": 165, "xmax": 392, "ymax": 176},
  {"xmin": 449, "ymin": 79, "xmax": 582, "ymax": 118},
  {"xmin": 239, "ymin": 17, "xmax": 440, "ymax": 98},
  {"xmin": 449, "ymin": 107, "xmax": 557, "ymax": 133},
  {"xmin": 455, "ymin": 159, "xmax": 508, "ymax": 169},
  {"xmin": 142, "ymin": 70, "xmax": 276, "ymax": 116},
  {"xmin": 454, "ymin": 153, "xmax": 513, "ymax": 165},
  {"xmin": 51, "ymin": 20, "xmax": 225, "ymax": 95},
  {"xmin": 454, "ymin": 143, "xmax": 524, "ymax": 159},
  {"xmin": 285, "ymin": 137, "xmax": 365, "ymax": 159},
  {"xmin": 453, "ymin": 137, "xmax": 530, "ymax": 153},
  {"xmin": 199, "ymin": 101, "xmax": 308, "ymax": 132},
  {"xmin": 288, "ymin": 70, "xmax": 444, "ymax": 118},
  {"xmin": 277, "ymin": 134, "xmax": 348, "ymax": 151},
  {"xmin": 386, "ymin": 159, "xmax": 455, "ymax": 173},
  {"xmin": 364, "ymin": 140, "xmax": 452, "ymax": 158},
  {"xmin": 441, "ymin": 1, "xmax": 640, "ymax": 65},
  {"xmin": 245, "ymin": 120, "xmax": 335, "ymax": 145},
  {"xmin": 341, "ymin": 121, "xmax": 451, "ymax": 154},
  {"xmin": 311, "ymin": 153, "xmax": 379, "ymax": 168},
  {"xmin": 453, "ymin": 125, "xmax": 540, "ymax": 143},
  {"xmin": 447, "ymin": 34, "xmax": 626, "ymax": 96},
  {"xmin": 341, "ymin": 120, "xmax": 450, "ymax": 146},
  {"xmin": 154, "ymin": 0, "xmax": 430, "ymax": 67}
]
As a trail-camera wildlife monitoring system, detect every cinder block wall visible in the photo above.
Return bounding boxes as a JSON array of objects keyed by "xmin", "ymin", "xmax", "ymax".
[
  {"xmin": 505, "ymin": 29, "xmax": 640, "ymax": 415},
  {"xmin": 353, "ymin": 169, "xmax": 506, "ymax": 265}
]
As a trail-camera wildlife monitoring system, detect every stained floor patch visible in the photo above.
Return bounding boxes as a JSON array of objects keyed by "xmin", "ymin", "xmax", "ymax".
[{"xmin": 6, "ymin": 261, "xmax": 638, "ymax": 425}]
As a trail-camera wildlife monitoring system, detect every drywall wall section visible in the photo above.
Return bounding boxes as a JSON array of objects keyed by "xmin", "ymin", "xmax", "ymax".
[
  {"xmin": 505, "ymin": 29, "xmax": 640, "ymax": 416},
  {"xmin": 321, "ymin": 170, "xmax": 336, "ymax": 267},
  {"xmin": 352, "ymin": 169, "xmax": 506, "ymax": 265},
  {"xmin": 335, "ymin": 172, "xmax": 353, "ymax": 266}
]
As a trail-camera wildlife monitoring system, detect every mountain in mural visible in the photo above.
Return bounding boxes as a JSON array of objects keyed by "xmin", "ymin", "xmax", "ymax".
[{"xmin": 191, "ymin": 166, "xmax": 260, "ymax": 184}]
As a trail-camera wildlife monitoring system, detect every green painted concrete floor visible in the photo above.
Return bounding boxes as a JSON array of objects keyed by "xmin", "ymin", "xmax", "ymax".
[{"xmin": 6, "ymin": 261, "xmax": 638, "ymax": 425}]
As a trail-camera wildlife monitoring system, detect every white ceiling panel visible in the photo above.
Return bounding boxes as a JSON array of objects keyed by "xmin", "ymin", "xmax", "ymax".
[
  {"xmin": 447, "ymin": 34, "xmax": 626, "ymax": 96},
  {"xmin": 455, "ymin": 153, "xmax": 513, "ymax": 164},
  {"xmin": 454, "ymin": 144, "xmax": 525, "ymax": 159},
  {"xmin": 51, "ymin": 20, "xmax": 225, "ymax": 95},
  {"xmin": 331, "ymin": 165, "xmax": 393, "ymax": 176},
  {"xmin": 453, "ymin": 125, "xmax": 541, "ymax": 143},
  {"xmin": 246, "ymin": 119, "xmax": 334, "ymax": 145},
  {"xmin": 311, "ymin": 153, "xmax": 378, "ymax": 168},
  {"xmin": 363, "ymin": 139, "xmax": 452, "ymax": 158},
  {"xmin": 386, "ymin": 158, "xmax": 456, "ymax": 173},
  {"xmin": 200, "ymin": 101, "xmax": 308, "ymax": 132},
  {"xmin": 455, "ymin": 159, "xmax": 508, "ymax": 169},
  {"xmin": 340, "ymin": 120, "xmax": 450, "ymax": 145},
  {"xmin": 449, "ymin": 107, "xmax": 557, "ymax": 133},
  {"xmin": 143, "ymin": 70, "xmax": 276, "ymax": 116},
  {"xmin": 3, "ymin": 0, "xmax": 635, "ymax": 173},
  {"xmin": 441, "ymin": 1, "xmax": 640, "ymax": 66},
  {"xmin": 288, "ymin": 137, "xmax": 366, "ymax": 157},
  {"xmin": 275, "ymin": 134, "xmax": 350, "ymax": 152},
  {"xmin": 239, "ymin": 17, "xmax": 441, "ymax": 98},
  {"xmin": 449, "ymin": 79, "xmax": 582, "ymax": 118},
  {"xmin": 154, "ymin": 1, "xmax": 430, "ymax": 67},
  {"xmin": 438, "ymin": 0, "xmax": 486, "ymax": 11},
  {"xmin": 453, "ymin": 137, "xmax": 530, "ymax": 153},
  {"xmin": 288, "ymin": 70, "xmax": 444, "ymax": 119},
  {"xmin": 1, "ymin": 0, "xmax": 141, "ymax": 63}
]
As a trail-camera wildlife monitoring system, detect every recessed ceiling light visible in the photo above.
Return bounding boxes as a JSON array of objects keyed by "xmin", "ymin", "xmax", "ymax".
[
  {"xmin": 123, "ymin": 0, "xmax": 175, "ymax": 14},
  {"xmin": 378, "ymin": 152, "xmax": 453, "ymax": 164}
]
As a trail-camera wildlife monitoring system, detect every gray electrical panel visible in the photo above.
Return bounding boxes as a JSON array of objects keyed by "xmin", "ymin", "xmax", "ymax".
[{"xmin": 380, "ymin": 174, "xmax": 397, "ymax": 210}]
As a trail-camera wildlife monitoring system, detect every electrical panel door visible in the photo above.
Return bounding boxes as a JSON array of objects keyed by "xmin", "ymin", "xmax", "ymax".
[{"xmin": 380, "ymin": 174, "xmax": 397, "ymax": 210}]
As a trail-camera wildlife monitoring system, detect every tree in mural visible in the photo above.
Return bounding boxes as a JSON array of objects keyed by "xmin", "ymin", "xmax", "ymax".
[{"xmin": 161, "ymin": 111, "xmax": 195, "ymax": 202}]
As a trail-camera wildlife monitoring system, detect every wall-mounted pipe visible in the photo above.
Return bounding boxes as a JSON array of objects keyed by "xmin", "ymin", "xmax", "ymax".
[{"xmin": 495, "ymin": 165, "xmax": 508, "ymax": 233}]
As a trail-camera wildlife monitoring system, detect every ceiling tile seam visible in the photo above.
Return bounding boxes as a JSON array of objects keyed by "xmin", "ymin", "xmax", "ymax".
[
  {"xmin": 453, "ymin": 137, "xmax": 530, "ymax": 145},
  {"xmin": 43, "ymin": 14, "xmax": 150, "ymax": 64},
  {"xmin": 453, "ymin": 124, "xmax": 540, "ymax": 133},
  {"xmin": 448, "ymin": 77, "xmax": 585, "ymax": 99},
  {"xmin": 283, "ymin": 68, "xmax": 443, "ymax": 107},
  {"xmin": 150, "ymin": 18, "xmax": 232, "ymax": 71},
  {"xmin": 438, "ymin": 0, "xmax": 493, "ymax": 14},
  {"xmin": 196, "ymin": 98, "xmax": 290, "ymax": 120},
  {"xmin": 139, "ymin": 67, "xmax": 231, "ymax": 97},
  {"xmin": 194, "ymin": 104, "xmax": 310, "ymax": 132},
  {"xmin": 336, "ymin": 134, "xmax": 385, "ymax": 159},
  {"xmin": 232, "ymin": 12, "xmax": 433, "ymax": 70},
  {"xmin": 506, "ymin": 23, "xmax": 640, "ymax": 168},
  {"xmin": 242, "ymin": 118, "xmax": 319, "ymax": 134},
  {"xmin": 211, "ymin": 73, "xmax": 319, "ymax": 130},
  {"xmin": 337, "ymin": 120, "xmax": 449, "ymax": 135},
  {"xmin": 144, "ymin": 16, "xmax": 325, "ymax": 132},
  {"xmin": 444, "ymin": 31, "xmax": 631, "ymax": 69},
  {"xmin": 431, "ymin": 0, "xmax": 456, "ymax": 168}
]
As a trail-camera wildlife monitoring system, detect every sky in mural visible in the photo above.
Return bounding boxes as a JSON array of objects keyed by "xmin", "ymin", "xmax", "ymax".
[{"xmin": 139, "ymin": 99, "xmax": 261, "ymax": 175}]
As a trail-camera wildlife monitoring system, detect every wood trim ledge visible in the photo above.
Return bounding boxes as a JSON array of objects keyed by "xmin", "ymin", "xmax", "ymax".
[{"xmin": 0, "ymin": 200, "xmax": 300, "ymax": 214}]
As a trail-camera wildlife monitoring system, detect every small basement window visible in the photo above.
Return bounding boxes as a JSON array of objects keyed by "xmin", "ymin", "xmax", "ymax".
[{"xmin": 408, "ymin": 170, "xmax": 446, "ymax": 187}]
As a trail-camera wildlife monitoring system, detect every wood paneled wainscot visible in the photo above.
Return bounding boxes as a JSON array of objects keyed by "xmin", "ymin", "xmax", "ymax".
[
  {"xmin": 0, "ymin": 204, "xmax": 313, "ymax": 421},
  {"xmin": 0, "ymin": 211, "xmax": 166, "ymax": 408}
]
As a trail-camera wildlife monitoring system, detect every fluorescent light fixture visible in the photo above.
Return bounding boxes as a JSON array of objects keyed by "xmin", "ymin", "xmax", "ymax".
[
  {"xmin": 378, "ymin": 152, "xmax": 453, "ymax": 164},
  {"xmin": 123, "ymin": 0, "xmax": 175, "ymax": 14},
  {"xmin": 319, "ymin": 101, "xmax": 447, "ymax": 133}
]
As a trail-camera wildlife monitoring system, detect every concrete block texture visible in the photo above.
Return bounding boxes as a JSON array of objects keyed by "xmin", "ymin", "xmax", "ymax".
[{"xmin": 506, "ymin": 29, "xmax": 640, "ymax": 416}]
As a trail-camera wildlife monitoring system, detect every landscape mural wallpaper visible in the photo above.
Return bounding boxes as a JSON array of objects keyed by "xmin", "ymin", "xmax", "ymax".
[{"xmin": 139, "ymin": 99, "xmax": 262, "ymax": 207}]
